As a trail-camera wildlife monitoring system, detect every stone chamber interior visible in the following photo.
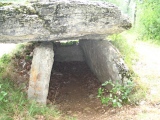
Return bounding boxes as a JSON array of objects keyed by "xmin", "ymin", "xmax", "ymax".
[{"xmin": 47, "ymin": 40, "xmax": 104, "ymax": 115}]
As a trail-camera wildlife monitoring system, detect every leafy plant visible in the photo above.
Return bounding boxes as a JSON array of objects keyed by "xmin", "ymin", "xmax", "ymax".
[{"xmin": 98, "ymin": 80, "xmax": 134, "ymax": 107}]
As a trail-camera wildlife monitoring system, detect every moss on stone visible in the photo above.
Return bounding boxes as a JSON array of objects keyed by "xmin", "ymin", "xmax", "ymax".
[
  {"xmin": 0, "ymin": 2, "xmax": 12, "ymax": 7},
  {"xmin": 13, "ymin": 5, "xmax": 37, "ymax": 15}
]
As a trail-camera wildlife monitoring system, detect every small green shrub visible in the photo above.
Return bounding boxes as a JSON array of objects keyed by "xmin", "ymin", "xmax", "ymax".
[{"xmin": 98, "ymin": 80, "xmax": 134, "ymax": 107}]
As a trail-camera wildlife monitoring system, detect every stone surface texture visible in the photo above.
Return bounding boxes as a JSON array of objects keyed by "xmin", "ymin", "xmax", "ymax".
[
  {"xmin": 80, "ymin": 40, "xmax": 129, "ymax": 84},
  {"xmin": 54, "ymin": 45, "xmax": 84, "ymax": 62},
  {"xmin": 0, "ymin": 0, "xmax": 131, "ymax": 43},
  {"xmin": 28, "ymin": 42, "xmax": 54, "ymax": 104}
]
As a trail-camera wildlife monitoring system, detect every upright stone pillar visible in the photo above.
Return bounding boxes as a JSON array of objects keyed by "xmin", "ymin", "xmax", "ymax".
[{"xmin": 28, "ymin": 42, "xmax": 54, "ymax": 104}]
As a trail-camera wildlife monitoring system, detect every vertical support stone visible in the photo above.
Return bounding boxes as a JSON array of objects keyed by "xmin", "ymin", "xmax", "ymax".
[
  {"xmin": 28, "ymin": 42, "xmax": 54, "ymax": 104},
  {"xmin": 80, "ymin": 40, "xmax": 128, "ymax": 85}
]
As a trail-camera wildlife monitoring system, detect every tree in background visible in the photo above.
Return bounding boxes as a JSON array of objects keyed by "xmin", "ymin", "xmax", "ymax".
[{"xmin": 136, "ymin": 0, "xmax": 160, "ymax": 40}]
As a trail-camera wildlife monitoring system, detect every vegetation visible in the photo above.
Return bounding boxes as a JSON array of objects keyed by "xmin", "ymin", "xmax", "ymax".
[
  {"xmin": 98, "ymin": 80, "xmax": 134, "ymax": 107},
  {"xmin": 135, "ymin": 0, "xmax": 160, "ymax": 41},
  {"xmin": 107, "ymin": 33, "xmax": 137, "ymax": 69},
  {"xmin": 0, "ymin": 78, "xmax": 61, "ymax": 119},
  {"xmin": 0, "ymin": 51, "xmax": 57, "ymax": 119}
]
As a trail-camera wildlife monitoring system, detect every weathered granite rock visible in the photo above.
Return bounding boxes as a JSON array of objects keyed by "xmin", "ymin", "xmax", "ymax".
[
  {"xmin": 0, "ymin": 0, "xmax": 131, "ymax": 43},
  {"xmin": 28, "ymin": 42, "xmax": 54, "ymax": 104},
  {"xmin": 80, "ymin": 40, "xmax": 129, "ymax": 85}
]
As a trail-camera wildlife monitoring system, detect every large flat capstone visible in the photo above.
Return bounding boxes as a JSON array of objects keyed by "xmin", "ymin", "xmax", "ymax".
[{"xmin": 0, "ymin": 0, "xmax": 131, "ymax": 43}]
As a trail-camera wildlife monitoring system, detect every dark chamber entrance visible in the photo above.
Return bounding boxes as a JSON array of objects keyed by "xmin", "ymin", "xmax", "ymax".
[{"xmin": 48, "ymin": 61, "xmax": 104, "ymax": 118}]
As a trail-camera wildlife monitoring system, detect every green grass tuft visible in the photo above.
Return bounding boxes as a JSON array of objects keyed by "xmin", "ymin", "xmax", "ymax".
[{"xmin": 0, "ymin": 77, "xmax": 61, "ymax": 119}]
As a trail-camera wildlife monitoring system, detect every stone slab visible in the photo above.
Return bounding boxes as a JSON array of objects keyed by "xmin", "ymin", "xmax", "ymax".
[
  {"xmin": 80, "ymin": 40, "xmax": 128, "ymax": 84},
  {"xmin": 28, "ymin": 42, "xmax": 54, "ymax": 104},
  {"xmin": 0, "ymin": 0, "xmax": 131, "ymax": 43}
]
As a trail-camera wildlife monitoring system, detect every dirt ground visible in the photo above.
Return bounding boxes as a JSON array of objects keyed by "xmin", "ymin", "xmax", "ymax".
[
  {"xmin": 48, "ymin": 62, "xmax": 105, "ymax": 120},
  {"xmin": 47, "ymin": 40, "xmax": 160, "ymax": 120}
]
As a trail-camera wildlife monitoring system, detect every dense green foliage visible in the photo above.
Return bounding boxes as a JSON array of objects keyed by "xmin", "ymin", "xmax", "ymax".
[{"xmin": 136, "ymin": 0, "xmax": 160, "ymax": 40}]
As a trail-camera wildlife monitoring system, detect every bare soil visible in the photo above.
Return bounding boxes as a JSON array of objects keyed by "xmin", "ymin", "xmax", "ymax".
[{"xmin": 48, "ymin": 62, "xmax": 106, "ymax": 119}]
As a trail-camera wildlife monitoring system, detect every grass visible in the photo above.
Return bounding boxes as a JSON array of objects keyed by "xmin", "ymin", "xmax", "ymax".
[
  {"xmin": 0, "ymin": 53, "xmax": 60, "ymax": 119},
  {"xmin": 107, "ymin": 32, "xmax": 138, "ymax": 70},
  {"xmin": 0, "ymin": 44, "xmax": 76, "ymax": 120}
]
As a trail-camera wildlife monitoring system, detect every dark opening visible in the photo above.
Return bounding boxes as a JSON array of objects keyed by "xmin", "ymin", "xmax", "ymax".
[{"xmin": 47, "ymin": 41, "xmax": 104, "ymax": 116}]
